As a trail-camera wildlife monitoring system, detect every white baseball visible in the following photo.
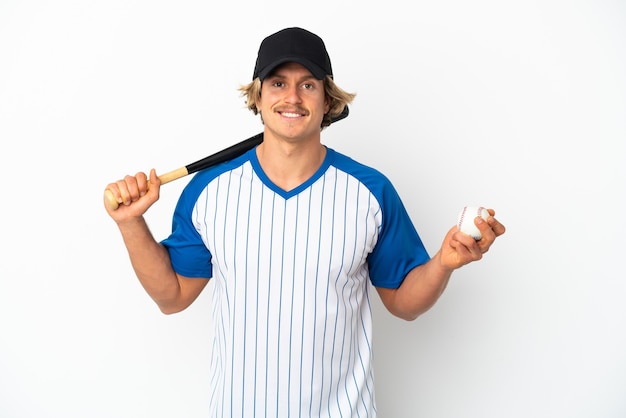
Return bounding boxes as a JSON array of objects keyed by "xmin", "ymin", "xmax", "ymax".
[{"xmin": 457, "ymin": 206, "xmax": 489, "ymax": 240}]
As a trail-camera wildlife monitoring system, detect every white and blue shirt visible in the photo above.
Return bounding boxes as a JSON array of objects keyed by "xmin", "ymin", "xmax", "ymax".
[{"xmin": 162, "ymin": 146, "xmax": 430, "ymax": 417}]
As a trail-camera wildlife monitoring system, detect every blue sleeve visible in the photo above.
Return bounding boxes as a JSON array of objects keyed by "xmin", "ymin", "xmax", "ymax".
[
  {"xmin": 160, "ymin": 172, "xmax": 214, "ymax": 279},
  {"xmin": 366, "ymin": 179, "xmax": 430, "ymax": 289}
]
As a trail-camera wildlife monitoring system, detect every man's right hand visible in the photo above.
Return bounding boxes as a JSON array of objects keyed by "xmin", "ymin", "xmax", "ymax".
[{"xmin": 103, "ymin": 168, "xmax": 161, "ymax": 222}]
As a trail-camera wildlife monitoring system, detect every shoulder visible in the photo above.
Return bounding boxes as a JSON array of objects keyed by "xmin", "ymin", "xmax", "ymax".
[
  {"xmin": 177, "ymin": 147, "xmax": 255, "ymax": 207},
  {"xmin": 327, "ymin": 148, "xmax": 397, "ymax": 197}
]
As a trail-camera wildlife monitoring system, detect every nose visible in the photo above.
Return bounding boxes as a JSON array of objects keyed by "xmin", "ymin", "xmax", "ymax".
[{"xmin": 284, "ymin": 84, "xmax": 302, "ymax": 104}]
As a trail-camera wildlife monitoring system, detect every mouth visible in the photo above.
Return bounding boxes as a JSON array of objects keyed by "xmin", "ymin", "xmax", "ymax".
[{"xmin": 277, "ymin": 108, "xmax": 307, "ymax": 119}]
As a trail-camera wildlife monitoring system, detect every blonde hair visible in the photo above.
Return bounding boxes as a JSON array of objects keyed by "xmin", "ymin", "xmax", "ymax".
[{"xmin": 239, "ymin": 76, "xmax": 356, "ymax": 129}]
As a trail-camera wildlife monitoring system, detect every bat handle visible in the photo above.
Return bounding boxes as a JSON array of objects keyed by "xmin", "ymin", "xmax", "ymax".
[
  {"xmin": 103, "ymin": 189, "xmax": 120, "ymax": 211},
  {"xmin": 103, "ymin": 167, "xmax": 189, "ymax": 211}
]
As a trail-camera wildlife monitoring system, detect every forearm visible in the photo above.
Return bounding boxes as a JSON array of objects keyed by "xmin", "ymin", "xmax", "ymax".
[
  {"xmin": 117, "ymin": 216, "xmax": 182, "ymax": 309},
  {"xmin": 377, "ymin": 251, "xmax": 453, "ymax": 321}
]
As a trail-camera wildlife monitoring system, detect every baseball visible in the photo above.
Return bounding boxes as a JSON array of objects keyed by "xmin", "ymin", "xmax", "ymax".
[{"xmin": 457, "ymin": 206, "xmax": 489, "ymax": 240}]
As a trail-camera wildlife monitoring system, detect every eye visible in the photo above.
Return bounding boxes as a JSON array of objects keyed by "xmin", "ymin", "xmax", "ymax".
[
  {"xmin": 273, "ymin": 81, "xmax": 284, "ymax": 88},
  {"xmin": 303, "ymin": 83, "xmax": 314, "ymax": 90}
]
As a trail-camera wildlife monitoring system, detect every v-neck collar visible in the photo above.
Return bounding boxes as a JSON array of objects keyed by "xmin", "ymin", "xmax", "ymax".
[{"xmin": 249, "ymin": 146, "xmax": 335, "ymax": 199}]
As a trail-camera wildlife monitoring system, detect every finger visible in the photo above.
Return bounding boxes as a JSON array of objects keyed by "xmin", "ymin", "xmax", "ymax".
[
  {"xmin": 103, "ymin": 184, "xmax": 123, "ymax": 209},
  {"xmin": 149, "ymin": 168, "xmax": 159, "ymax": 183},
  {"xmin": 135, "ymin": 172, "xmax": 149, "ymax": 197},
  {"xmin": 118, "ymin": 174, "xmax": 142, "ymax": 206},
  {"xmin": 487, "ymin": 216, "xmax": 506, "ymax": 237},
  {"xmin": 452, "ymin": 229, "xmax": 483, "ymax": 259},
  {"xmin": 474, "ymin": 216, "xmax": 496, "ymax": 242},
  {"xmin": 115, "ymin": 178, "xmax": 131, "ymax": 206},
  {"xmin": 128, "ymin": 172, "xmax": 150, "ymax": 203}
]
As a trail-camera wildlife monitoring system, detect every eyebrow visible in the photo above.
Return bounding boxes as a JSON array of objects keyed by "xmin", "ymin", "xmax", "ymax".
[{"xmin": 267, "ymin": 71, "xmax": 318, "ymax": 83}]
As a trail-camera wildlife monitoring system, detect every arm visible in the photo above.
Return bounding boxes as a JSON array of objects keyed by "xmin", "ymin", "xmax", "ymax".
[
  {"xmin": 377, "ymin": 209, "xmax": 506, "ymax": 321},
  {"xmin": 104, "ymin": 169, "xmax": 208, "ymax": 314}
]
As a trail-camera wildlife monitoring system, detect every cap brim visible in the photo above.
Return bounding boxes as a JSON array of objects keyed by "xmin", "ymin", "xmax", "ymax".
[
  {"xmin": 330, "ymin": 105, "xmax": 349, "ymax": 124},
  {"xmin": 257, "ymin": 57, "xmax": 328, "ymax": 81}
]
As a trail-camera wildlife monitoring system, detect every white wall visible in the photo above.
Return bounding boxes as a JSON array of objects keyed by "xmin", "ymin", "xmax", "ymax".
[{"xmin": 1, "ymin": 1, "xmax": 624, "ymax": 417}]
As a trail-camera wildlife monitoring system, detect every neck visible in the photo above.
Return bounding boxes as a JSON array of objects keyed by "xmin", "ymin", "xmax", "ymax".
[{"xmin": 256, "ymin": 130, "xmax": 326, "ymax": 191}]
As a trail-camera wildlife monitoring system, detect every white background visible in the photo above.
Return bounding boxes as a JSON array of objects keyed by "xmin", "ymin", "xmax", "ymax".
[{"xmin": 1, "ymin": 1, "xmax": 625, "ymax": 417}]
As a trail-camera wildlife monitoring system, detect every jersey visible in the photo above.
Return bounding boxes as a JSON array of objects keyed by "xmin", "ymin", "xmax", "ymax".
[{"xmin": 161, "ymin": 146, "xmax": 430, "ymax": 417}]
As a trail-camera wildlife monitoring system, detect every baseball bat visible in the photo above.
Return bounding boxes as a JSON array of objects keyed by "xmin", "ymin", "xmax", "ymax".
[
  {"xmin": 104, "ymin": 132, "xmax": 263, "ymax": 211},
  {"xmin": 103, "ymin": 105, "xmax": 349, "ymax": 211}
]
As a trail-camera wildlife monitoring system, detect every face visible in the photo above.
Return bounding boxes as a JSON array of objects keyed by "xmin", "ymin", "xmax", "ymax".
[{"xmin": 258, "ymin": 62, "xmax": 330, "ymax": 143}]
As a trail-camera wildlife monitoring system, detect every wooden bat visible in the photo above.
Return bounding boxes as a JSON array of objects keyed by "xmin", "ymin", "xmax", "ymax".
[
  {"xmin": 103, "ymin": 106, "xmax": 348, "ymax": 211},
  {"xmin": 104, "ymin": 132, "xmax": 263, "ymax": 211}
]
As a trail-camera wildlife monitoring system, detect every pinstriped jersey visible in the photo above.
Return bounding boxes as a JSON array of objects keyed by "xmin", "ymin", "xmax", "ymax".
[{"xmin": 162, "ymin": 146, "xmax": 430, "ymax": 417}]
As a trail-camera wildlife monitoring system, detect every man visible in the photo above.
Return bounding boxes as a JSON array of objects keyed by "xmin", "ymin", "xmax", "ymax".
[{"xmin": 104, "ymin": 27, "xmax": 505, "ymax": 417}]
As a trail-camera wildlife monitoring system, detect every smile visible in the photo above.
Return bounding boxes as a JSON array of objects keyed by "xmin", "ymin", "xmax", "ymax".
[
  {"xmin": 277, "ymin": 108, "xmax": 307, "ymax": 118},
  {"xmin": 280, "ymin": 112, "xmax": 303, "ymax": 118}
]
